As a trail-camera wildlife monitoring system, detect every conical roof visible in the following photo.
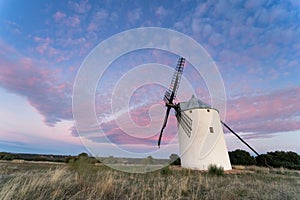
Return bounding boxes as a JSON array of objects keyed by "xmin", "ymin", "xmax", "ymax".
[{"xmin": 179, "ymin": 95, "xmax": 213, "ymax": 111}]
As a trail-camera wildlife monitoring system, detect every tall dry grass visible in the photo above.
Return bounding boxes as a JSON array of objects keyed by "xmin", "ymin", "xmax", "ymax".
[{"xmin": 0, "ymin": 161, "xmax": 299, "ymax": 200}]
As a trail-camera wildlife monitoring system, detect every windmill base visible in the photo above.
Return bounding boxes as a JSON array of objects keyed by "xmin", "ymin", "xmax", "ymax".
[{"xmin": 178, "ymin": 106, "xmax": 232, "ymax": 171}]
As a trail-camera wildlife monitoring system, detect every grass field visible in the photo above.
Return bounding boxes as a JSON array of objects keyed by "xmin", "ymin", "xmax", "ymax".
[{"xmin": 0, "ymin": 160, "xmax": 299, "ymax": 200}]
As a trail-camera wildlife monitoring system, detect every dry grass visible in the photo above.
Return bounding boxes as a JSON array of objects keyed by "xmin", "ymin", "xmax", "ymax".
[{"xmin": 0, "ymin": 161, "xmax": 299, "ymax": 200}]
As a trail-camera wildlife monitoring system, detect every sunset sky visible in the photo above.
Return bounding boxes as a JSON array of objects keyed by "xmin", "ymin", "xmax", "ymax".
[{"xmin": 0, "ymin": 0, "xmax": 299, "ymax": 157}]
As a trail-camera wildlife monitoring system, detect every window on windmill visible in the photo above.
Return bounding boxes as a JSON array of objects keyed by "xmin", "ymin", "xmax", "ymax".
[
  {"xmin": 189, "ymin": 110, "xmax": 192, "ymax": 113},
  {"xmin": 207, "ymin": 109, "xmax": 210, "ymax": 112},
  {"xmin": 209, "ymin": 127, "xmax": 214, "ymax": 133}
]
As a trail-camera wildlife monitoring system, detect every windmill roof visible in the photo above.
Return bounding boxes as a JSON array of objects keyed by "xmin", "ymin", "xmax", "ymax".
[{"xmin": 179, "ymin": 95, "xmax": 215, "ymax": 111}]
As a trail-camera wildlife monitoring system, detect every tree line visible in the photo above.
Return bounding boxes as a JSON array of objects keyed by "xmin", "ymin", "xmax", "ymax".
[
  {"xmin": 170, "ymin": 150, "xmax": 300, "ymax": 170},
  {"xmin": 229, "ymin": 150, "xmax": 300, "ymax": 170},
  {"xmin": 1, "ymin": 150, "xmax": 300, "ymax": 170},
  {"xmin": 0, "ymin": 152, "xmax": 98, "ymax": 164}
]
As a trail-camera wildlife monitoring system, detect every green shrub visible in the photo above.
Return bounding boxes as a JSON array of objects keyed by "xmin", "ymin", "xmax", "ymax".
[
  {"xmin": 229, "ymin": 149, "xmax": 256, "ymax": 165},
  {"xmin": 67, "ymin": 153, "xmax": 97, "ymax": 185},
  {"xmin": 169, "ymin": 154, "xmax": 181, "ymax": 166},
  {"xmin": 256, "ymin": 151, "xmax": 300, "ymax": 170},
  {"xmin": 2, "ymin": 153, "xmax": 15, "ymax": 161},
  {"xmin": 208, "ymin": 164, "xmax": 224, "ymax": 176},
  {"xmin": 160, "ymin": 166, "xmax": 172, "ymax": 175}
]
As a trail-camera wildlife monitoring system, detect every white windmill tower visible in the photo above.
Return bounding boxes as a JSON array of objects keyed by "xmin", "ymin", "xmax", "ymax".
[
  {"xmin": 158, "ymin": 57, "xmax": 232, "ymax": 170},
  {"xmin": 177, "ymin": 95, "xmax": 231, "ymax": 170}
]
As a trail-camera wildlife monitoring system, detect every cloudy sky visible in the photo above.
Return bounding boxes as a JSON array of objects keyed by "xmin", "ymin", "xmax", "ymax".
[{"xmin": 0, "ymin": 0, "xmax": 299, "ymax": 157}]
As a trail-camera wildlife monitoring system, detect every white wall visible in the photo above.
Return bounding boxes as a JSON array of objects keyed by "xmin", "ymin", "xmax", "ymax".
[{"xmin": 178, "ymin": 108, "xmax": 232, "ymax": 170}]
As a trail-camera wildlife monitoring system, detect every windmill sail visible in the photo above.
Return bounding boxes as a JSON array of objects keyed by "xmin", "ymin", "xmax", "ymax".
[
  {"xmin": 163, "ymin": 57, "xmax": 185, "ymax": 104},
  {"xmin": 158, "ymin": 106, "xmax": 171, "ymax": 147},
  {"xmin": 158, "ymin": 57, "xmax": 186, "ymax": 147}
]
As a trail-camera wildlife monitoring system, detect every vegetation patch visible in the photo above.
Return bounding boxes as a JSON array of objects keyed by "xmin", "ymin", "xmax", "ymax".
[
  {"xmin": 160, "ymin": 166, "xmax": 172, "ymax": 175},
  {"xmin": 208, "ymin": 164, "xmax": 224, "ymax": 176}
]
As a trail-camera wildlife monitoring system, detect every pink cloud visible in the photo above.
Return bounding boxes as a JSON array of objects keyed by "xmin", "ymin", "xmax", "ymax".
[
  {"xmin": 53, "ymin": 10, "xmax": 81, "ymax": 28},
  {"xmin": 87, "ymin": 22, "xmax": 97, "ymax": 31},
  {"xmin": 32, "ymin": 36, "xmax": 75, "ymax": 62},
  {"xmin": 53, "ymin": 11, "xmax": 66, "ymax": 21},
  {"xmin": 68, "ymin": 0, "xmax": 91, "ymax": 14},
  {"xmin": 87, "ymin": 9, "xmax": 108, "ymax": 32},
  {"xmin": 35, "ymin": 37, "xmax": 51, "ymax": 54},
  {"xmin": 0, "ymin": 41, "xmax": 73, "ymax": 126},
  {"xmin": 110, "ymin": 104, "xmax": 176, "ymax": 142},
  {"xmin": 225, "ymin": 87, "xmax": 300, "ymax": 135},
  {"xmin": 127, "ymin": 8, "xmax": 142, "ymax": 23},
  {"xmin": 97, "ymin": 115, "xmax": 177, "ymax": 148},
  {"xmin": 4, "ymin": 20, "xmax": 22, "ymax": 35},
  {"xmin": 75, "ymin": 93, "xmax": 179, "ymax": 148},
  {"xmin": 155, "ymin": 6, "xmax": 166, "ymax": 17},
  {"xmin": 67, "ymin": 15, "xmax": 80, "ymax": 27}
]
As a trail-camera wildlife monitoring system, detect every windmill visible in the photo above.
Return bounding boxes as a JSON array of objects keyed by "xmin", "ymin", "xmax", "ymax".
[{"xmin": 158, "ymin": 57, "xmax": 260, "ymax": 170}]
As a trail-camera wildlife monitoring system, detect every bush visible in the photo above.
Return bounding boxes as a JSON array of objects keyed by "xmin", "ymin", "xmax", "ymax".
[
  {"xmin": 67, "ymin": 153, "xmax": 97, "ymax": 185},
  {"xmin": 229, "ymin": 149, "xmax": 256, "ymax": 165},
  {"xmin": 2, "ymin": 153, "xmax": 15, "ymax": 161},
  {"xmin": 208, "ymin": 164, "xmax": 224, "ymax": 176},
  {"xmin": 256, "ymin": 151, "xmax": 300, "ymax": 170},
  {"xmin": 169, "ymin": 154, "xmax": 181, "ymax": 166},
  {"xmin": 143, "ymin": 156, "xmax": 154, "ymax": 165},
  {"xmin": 160, "ymin": 166, "xmax": 172, "ymax": 175}
]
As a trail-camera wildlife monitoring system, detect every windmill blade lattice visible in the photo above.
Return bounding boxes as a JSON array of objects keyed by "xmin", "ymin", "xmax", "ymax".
[
  {"xmin": 175, "ymin": 106, "xmax": 192, "ymax": 138},
  {"xmin": 158, "ymin": 57, "xmax": 186, "ymax": 147},
  {"xmin": 163, "ymin": 57, "xmax": 185, "ymax": 104}
]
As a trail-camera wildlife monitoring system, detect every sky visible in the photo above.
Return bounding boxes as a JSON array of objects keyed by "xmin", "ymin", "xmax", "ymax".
[{"xmin": 0, "ymin": 0, "xmax": 300, "ymax": 158}]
